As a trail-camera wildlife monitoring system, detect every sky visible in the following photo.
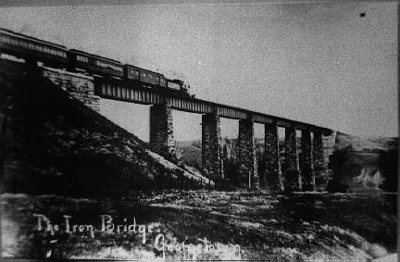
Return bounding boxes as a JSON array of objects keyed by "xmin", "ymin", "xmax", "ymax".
[{"xmin": 0, "ymin": 1, "xmax": 397, "ymax": 141}]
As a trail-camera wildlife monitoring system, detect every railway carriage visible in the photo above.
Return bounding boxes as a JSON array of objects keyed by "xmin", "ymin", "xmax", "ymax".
[
  {"xmin": 68, "ymin": 49, "xmax": 124, "ymax": 79},
  {"xmin": 0, "ymin": 28, "xmax": 67, "ymax": 66},
  {"xmin": 124, "ymin": 64, "xmax": 167, "ymax": 88}
]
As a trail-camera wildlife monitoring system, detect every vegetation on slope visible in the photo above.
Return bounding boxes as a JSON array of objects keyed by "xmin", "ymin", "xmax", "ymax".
[
  {"xmin": 327, "ymin": 133, "xmax": 398, "ymax": 192},
  {"xmin": 0, "ymin": 63, "xmax": 202, "ymax": 198}
]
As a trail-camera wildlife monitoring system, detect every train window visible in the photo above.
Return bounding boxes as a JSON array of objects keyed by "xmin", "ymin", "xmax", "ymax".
[
  {"xmin": 113, "ymin": 65, "xmax": 123, "ymax": 72},
  {"xmin": 77, "ymin": 55, "xmax": 89, "ymax": 63},
  {"xmin": 134, "ymin": 70, "xmax": 140, "ymax": 79},
  {"xmin": 155, "ymin": 76, "xmax": 160, "ymax": 85}
]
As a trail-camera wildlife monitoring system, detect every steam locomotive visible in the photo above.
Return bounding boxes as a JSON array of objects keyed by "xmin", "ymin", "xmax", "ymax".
[{"xmin": 0, "ymin": 28, "xmax": 190, "ymax": 95}]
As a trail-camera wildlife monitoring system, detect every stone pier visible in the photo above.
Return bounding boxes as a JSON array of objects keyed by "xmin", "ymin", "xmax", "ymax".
[
  {"xmin": 238, "ymin": 119, "xmax": 258, "ymax": 188},
  {"xmin": 300, "ymin": 129, "xmax": 315, "ymax": 191},
  {"xmin": 264, "ymin": 121, "xmax": 282, "ymax": 192},
  {"xmin": 149, "ymin": 104, "xmax": 176, "ymax": 159},
  {"xmin": 202, "ymin": 113, "xmax": 223, "ymax": 179},
  {"xmin": 313, "ymin": 132, "xmax": 327, "ymax": 190},
  {"xmin": 42, "ymin": 67, "xmax": 100, "ymax": 112},
  {"xmin": 284, "ymin": 126, "xmax": 300, "ymax": 192}
]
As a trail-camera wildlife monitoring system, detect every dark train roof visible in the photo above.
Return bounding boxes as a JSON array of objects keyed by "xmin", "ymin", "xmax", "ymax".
[
  {"xmin": 69, "ymin": 49, "xmax": 122, "ymax": 64},
  {"xmin": 125, "ymin": 63, "xmax": 165, "ymax": 77},
  {"xmin": 0, "ymin": 28, "xmax": 67, "ymax": 50}
]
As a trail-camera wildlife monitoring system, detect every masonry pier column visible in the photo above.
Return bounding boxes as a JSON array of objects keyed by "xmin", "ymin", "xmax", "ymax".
[
  {"xmin": 149, "ymin": 104, "xmax": 176, "ymax": 159},
  {"xmin": 300, "ymin": 129, "xmax": 315, "ymax": 191},
  {"xmin": 313, "ymin": 132, "xmax": 327, "ymax": 190},
  {"xmin": 284, "ymin": 126, "xmax": 300, "ymax": 192},
  {"xmin": 202, "ymin": 113, "xmax": 223, "ymax": 180},
  {"xmin": 264, "ymin": 121, "xmax": 282, "ymax": 192},
  {"xmin": 238, "ymin": 119, "xmax": 258, "ymax": 188}
]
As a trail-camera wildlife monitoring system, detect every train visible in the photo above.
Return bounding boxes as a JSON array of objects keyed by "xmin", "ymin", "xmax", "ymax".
[{"xmin": 0, "ymin": 28, "xmax": 191, "ymax": 96}]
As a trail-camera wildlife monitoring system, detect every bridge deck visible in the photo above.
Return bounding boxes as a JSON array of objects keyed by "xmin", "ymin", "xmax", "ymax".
[{"xmin": 96, "ymin": 78, "xmax": 332, "ymax": 135}]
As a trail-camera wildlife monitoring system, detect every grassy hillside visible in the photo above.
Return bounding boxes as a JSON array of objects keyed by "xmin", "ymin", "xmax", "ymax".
[
  {"xmin": 0, "ymin": 61, "xmax": 208, "ymax": 198},
  {"xmin": 176, "ymin": 140, "xmax": 202, "ymax": 168},
  {"xmin": 327, "ymin": 133, "xmax": 398, "ymax": 192}
]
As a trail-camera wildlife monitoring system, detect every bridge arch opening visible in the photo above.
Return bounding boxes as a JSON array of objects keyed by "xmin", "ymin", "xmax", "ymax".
[
  {"xmin": 100, "ymin": 99, "xmax": 149, "ymax": 142},
  {"xmin": 254, "ymin": 123, "xmax": 265, "ymax": 187},
  {"xmin": 220, "ymin": 118, "xmax": 239, "ymax": 186},
  {"xmin": 173, "ymin": 110, "xmax": 202, "ymax": 169}
]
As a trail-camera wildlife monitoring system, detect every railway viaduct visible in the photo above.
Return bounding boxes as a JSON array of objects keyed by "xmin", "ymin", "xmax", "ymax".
[{"xmin": 41, "ymin": 64, "xmax": 333, "ymax": 192}]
